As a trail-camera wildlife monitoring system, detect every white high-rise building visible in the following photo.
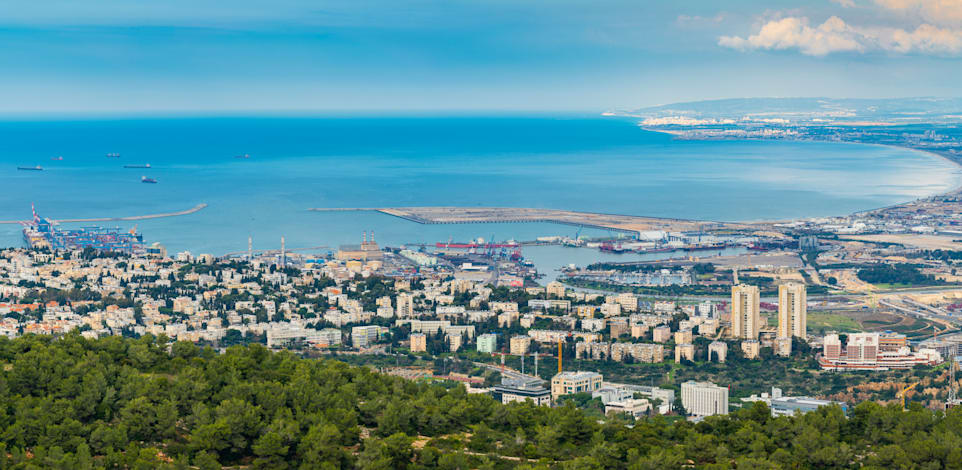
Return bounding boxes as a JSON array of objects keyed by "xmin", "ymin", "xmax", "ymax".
[
  {"xmin": 681, "ymin": 380, "xmax": 728, "ymax": 417},
  {"xmin": 778, "ymin": 282, "xmax": 807, "ymax": 338},
  {"xmin": 730, "ymin": 284, "xmax": 760, "ymax": 340}
]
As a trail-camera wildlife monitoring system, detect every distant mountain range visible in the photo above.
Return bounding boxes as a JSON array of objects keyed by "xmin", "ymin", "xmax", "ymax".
[{"xmin": 614, "ymin": 97, "xmax": 962, "ymax": 124}]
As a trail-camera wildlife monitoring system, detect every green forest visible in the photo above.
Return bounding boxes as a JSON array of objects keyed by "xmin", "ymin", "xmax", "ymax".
[{"xmin": 2, "ymin": 333, "xmax": 962, "ymax": 469}]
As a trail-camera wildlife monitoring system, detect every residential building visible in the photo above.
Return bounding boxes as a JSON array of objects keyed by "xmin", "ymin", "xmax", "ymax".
[
  {"xmin": 653, "ymin": 325, "xmax": 671, "ymax": 343},
  {"xmin": 546, "ymin": 281, "xmax": 566, "ymax": 298},
  {"xmin": 774, "ymin": 336, "xmax": 793, "ymax": 357},
  {"xmin": 477, "ymin": 333, "xmax": 498, "ymax": 353},
  {"xmin": 510, "ymin": 335, "xmax": 532, "ymax": 355},
  {"xmin": 397, "ymin": 293, "xmax": 415, "ymax": 317},
  {"xmin": 741, "ymin": 340, "xmax": 760, "ymax": 359},
  {"xmin": 709, "ymin": 341, "xmax": 728, "ymax": 363},
  {"xmin": 778, "ymin": 283, "xmax": 807, "ymax": 338},
  {"xmin": 675, "ymin": 343, "xmax": 695, "ymax": 362},
  {"xmin": 731, "ymin": 284, "xmax": 760, "ymax": 340},
  {"xmin": 351, "ymin": 325, "xmax": 389, "ymax": 348},
  {"xmin": 410, "ymin": 333, "xmax": 427, "ymax": 352}
]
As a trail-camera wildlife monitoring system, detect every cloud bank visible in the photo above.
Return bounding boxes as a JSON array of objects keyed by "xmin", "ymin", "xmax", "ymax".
[{"xmin": 719, "ymin": 15, "xmax": 962, "ymax": 56}]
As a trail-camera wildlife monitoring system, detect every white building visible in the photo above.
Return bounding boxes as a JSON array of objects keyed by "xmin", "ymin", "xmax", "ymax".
[{"xmin": 681, "ymin": 380, "xmax": 728, "ymax": 417}]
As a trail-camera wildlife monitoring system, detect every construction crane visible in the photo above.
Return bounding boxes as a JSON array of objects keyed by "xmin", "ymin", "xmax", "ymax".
[{"xmin": 898, "ymin": 381, "xmax": 920, "ymax": 410}]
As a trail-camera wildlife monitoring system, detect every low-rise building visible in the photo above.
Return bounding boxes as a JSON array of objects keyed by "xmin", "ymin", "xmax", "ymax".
[
  {"xmin": 551, "ymin": 371, "xmax": 603, "ymax": 399},
  {"xmin": 491, "ymin": 377, "xmax": 551, "ymax": 406}
]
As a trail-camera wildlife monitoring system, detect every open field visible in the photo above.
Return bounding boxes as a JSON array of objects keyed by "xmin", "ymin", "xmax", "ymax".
[{"xmin": 807, "ymin": 312, "xmax": 862, "ymax": 333}]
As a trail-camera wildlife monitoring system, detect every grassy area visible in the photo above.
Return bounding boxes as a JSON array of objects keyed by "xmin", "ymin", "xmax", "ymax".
[{"xmin": 806, "ymin": 312, "xmax": 861, "ymax": 333}]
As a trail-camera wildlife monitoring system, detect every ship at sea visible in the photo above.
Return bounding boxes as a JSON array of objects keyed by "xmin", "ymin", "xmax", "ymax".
[
  {"xmin": 105, "ymin": 153, "xmax": 121, "ymax": 158},
  {"xmin": 51, "ymin": 156, "xmax": 63, "ymax": 161},
  {"xmin": 124, "ymin": 163, "xmax": 151, "ymax": 169},
  {"xmin": 21, "ymin": 204, "xmax": 145, "ymax": 255},
  {"xmin": 141, "ymin": 176, "xmax": 157, "ymax": 184},
  {"xmin": 234, "ymin": 154, "xmax": 251, "ymax": 159},
  {"xmin": 17, "ymin": 166, "xmax": 42, "ymax": 171}
]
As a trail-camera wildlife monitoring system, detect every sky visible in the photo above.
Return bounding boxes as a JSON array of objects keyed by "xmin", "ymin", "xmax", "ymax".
[{"xmin": 0, "ymin": 0, "xmax": 959, "ymax": 114}]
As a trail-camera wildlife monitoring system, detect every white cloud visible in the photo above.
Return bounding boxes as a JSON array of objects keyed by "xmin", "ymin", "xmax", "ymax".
[
  {"xmin": 878, "ymin": 23, "xmax": 962, "ymax": 53},
  {"xmin": 874, "ymin": 0, "xmax": 962, "ymax": 26},
  {"xmin": 719, "ymin": 16, "xmax": 863, "ymax": 56},
  {"xmin": 719, "ymin": 15, "xmax": 962, "ymax": 56}
]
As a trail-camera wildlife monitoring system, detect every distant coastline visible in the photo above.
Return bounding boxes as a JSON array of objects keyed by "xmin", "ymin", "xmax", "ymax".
[{"xmin": 640, "ymin": 125, "xmax": 962, "ymax": 218}]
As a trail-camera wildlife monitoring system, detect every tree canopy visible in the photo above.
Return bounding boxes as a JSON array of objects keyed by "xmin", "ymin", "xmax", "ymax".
[{"xmin": 0, "ymin": 333, "xmax": 961, "ymax": 469}]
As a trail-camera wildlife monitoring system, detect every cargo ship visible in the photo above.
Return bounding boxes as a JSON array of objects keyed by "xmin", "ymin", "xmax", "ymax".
[
  {"xmin": 124, "ymin": 163, "xmax": 151, "ymax": 169},
  {"xmin": 141, "ymin": 176, "xmax": 157, "ymax": 184},
  {"xmin": 51, "ymin": 156, "xmax": 63, "ymax": 161},
  {"xmin": 234, "ymin": 154, "xmax": 251, "ymax": 159},
  {"xmin": 105, "ymin": 153, "xmax": 121, "ymax": 158},
  {"xmin": 17, "ymin": 166, "xmax": 42, "ymax": 171}
]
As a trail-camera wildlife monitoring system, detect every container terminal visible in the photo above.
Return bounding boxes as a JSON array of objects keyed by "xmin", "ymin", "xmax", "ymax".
[{"xmin": 21, "ymin": 205, "xmax": 145, "ymax": 255}]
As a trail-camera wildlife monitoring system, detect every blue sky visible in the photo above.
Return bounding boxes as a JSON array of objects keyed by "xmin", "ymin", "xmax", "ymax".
[{"xmin": 0, "ymin": 0, "xmax": 959, "ymax": 113}]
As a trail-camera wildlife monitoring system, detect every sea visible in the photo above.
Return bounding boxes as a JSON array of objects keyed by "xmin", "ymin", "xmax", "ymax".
[{"xmin": 1, "ymin": 115, "xmax": 959, "ymax": 275}]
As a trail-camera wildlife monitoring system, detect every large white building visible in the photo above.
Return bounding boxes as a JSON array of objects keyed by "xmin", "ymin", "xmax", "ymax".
[
  {"xmin": 681, "ymin": 380, "xmax": 728, "ymax": 417},
  {"xmin": 731, "ymin": 284, "xmax": 760, "ymax": 340},
  {"xmin": 778, "ymin": 282, "xmax": 807, "ymax": 338}
]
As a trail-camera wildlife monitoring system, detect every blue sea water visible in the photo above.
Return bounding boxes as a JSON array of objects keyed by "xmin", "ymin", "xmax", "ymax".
[{"xmin": 0, "ymin": 115, "xmax": 959, "ymax": 258}]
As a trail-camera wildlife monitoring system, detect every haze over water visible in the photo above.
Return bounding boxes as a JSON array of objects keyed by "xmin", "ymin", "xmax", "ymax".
[{"xmin": 0, "ymin": 116, "xmax": 958, "ymax": 255}]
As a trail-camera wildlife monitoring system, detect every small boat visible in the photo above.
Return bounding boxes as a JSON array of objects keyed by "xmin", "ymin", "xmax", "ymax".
[
  {"xmin": 234, "ymin": 154, "xmax": 251, "ymax": 159},
  {"xmin": 105, "ymin": 153, "xmax": 121, "ymax": 158},
  {"xmin": 17, "ymin": 166, "xmax": 42, "ymax": 171},
  {"xmin": 124, "ymin": 164, "xmax": 151, "ymax": 169},
  {"xmin": 51, "ymin": 156, "xmax": 63, "ymax": 161},
  {"xmin": 141, "ymin": 176, "xmax": 157, "ymax": 184}
]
